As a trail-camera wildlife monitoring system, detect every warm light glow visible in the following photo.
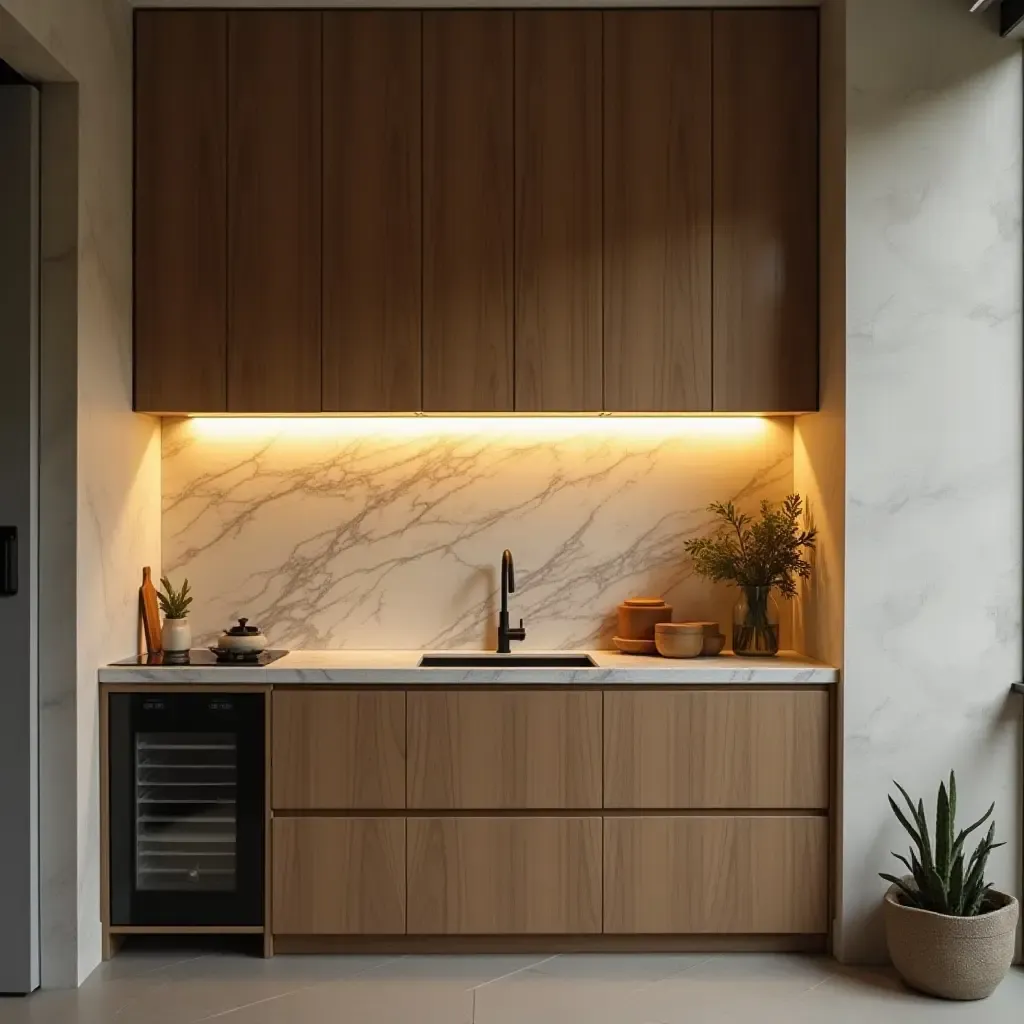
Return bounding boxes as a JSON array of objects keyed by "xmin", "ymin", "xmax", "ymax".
[{"xmin": 184, "ymin": 415, "xmax": 771, "ymax": 442}]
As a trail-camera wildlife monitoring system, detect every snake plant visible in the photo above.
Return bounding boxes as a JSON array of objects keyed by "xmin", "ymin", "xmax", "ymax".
[{"xmin": 880, "ymin": 772, "xmax": 1004, "ymax": 916}]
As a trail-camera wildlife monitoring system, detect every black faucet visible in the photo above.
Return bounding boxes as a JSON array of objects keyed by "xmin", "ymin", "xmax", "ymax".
[{"xmin": 497, "ymin": 549, "xmax": 526, "ymax": 654}]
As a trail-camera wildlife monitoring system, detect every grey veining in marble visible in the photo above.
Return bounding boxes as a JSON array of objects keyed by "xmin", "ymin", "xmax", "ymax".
[
  {"xmin": 162, "ymin": 417, "xmax": 794, "ymax": 651},
  {"xmin": 840, "ymin": 0, "xmax": 1023, "ymax": 962},
  {"xmin": 98, "ymin": 649, "xmax": 838, "ymax": 685}
]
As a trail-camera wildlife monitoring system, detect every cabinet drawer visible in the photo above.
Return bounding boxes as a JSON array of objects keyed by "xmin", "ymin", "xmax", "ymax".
[
  {"xmin": 604, "ymin": 816, "xmax": 828, "ymax": 934},
  {"xmin": 407, "ymin": 691, "xmax": 601, "ymax": 808},
  {"xmin": 407, "ymin": 817, "xmax": 601, "ymax": 934},
  {"xmin": 272, "ymin": 817, "xmax": 405, "ymax": 934},
  {"xmin": 272, "ymin": 691, "xmax": 405, "ymax": 809},
  {"xmin": 604, "ymin": 690, "xmax": 829, "ymax": 809}
]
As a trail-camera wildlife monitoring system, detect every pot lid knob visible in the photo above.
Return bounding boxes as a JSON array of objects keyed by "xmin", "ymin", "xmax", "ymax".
[{"xmin": 228, "ymin": 617, "xmax": 261, "ymax": 635}]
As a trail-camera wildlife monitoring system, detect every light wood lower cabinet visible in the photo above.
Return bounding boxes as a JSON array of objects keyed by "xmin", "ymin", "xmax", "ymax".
[
  {"xmin": 604, "ymin": 690, "xmax": 829, "ymax": 809},
  {"xmin": 407, "ymin": 691, "xmax": 601, "ymax": 809},
  {"xmin": 407, "ymin": 817, "xmax": 602, "ymax": 934},
  {"xmin": 603, "ymin": 816, "xmax": 828, "ymax": 934},
  {"xmin": 264, "ymin": 686, "xmax": 831, "ymax": 944},
  {"xmin": 272, "ymin": 691, "xmax": 405, "ymax": 809},
  {"xmin": 273, "ymin": 817, "xmax": 406, "ymax": 934}
]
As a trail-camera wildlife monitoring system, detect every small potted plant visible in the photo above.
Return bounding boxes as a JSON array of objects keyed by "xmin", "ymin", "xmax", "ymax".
[
  {"xmin": 158, "ymin": 576, "xmax": 193, "ymax": 653},
  {"xmin": 684, "ymin": 494, "xmax": 816, "ymax": 656},
  {"xmin": 880, "ymin": 773, "xmax": 1018, "ymax": 1000}
]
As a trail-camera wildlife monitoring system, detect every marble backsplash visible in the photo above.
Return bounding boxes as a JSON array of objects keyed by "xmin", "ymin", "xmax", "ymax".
[{"xmin": 162, "ymin": 417, "xmax": 794, "ymax": 650}]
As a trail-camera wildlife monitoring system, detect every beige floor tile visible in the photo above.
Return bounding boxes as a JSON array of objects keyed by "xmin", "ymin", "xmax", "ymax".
[
  {"xmin": 784, "ymin": 965, "xmax": 1024, "ymax": 1024},
  {"xmin": 0, "ymin": 953, "xmax": 1021, "ymax": 1024},
  {"xmin": 631, "ymin": 954, "xmax": 840, "ymax": 1024},
  {"xmin": 205, "ymin": 974, "xmax": 474, "ymax": 1024},
  {"xmin": 472, "ymin": 953, "xmax": 710, "ymax": 1024}
]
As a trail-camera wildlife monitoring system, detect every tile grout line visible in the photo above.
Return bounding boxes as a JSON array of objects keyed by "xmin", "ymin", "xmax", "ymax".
[
  {"xmin": 469, "ymin": 952, "xmax": 562, "ymax": 993},
  {"xmin": 187, "ymin": 955, "xmax": 408, "ymax": 1023},
  {"xmin": 793, "ymin": 970, "xmax": 842, "ymax": 1001},
  {"xmin": 626, "ymin": 954, "xmax": 717, "ymax": 997}
]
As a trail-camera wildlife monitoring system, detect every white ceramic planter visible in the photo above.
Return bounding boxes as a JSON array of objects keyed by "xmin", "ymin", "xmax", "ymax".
[{"xmin": 161, "ymin": 616, "xmax": 192, "ymax": 653}]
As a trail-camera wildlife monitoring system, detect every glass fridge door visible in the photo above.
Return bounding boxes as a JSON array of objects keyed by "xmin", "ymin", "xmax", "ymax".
[
  {"xmin": 109, "ymin": 692, "xmax": 264, "ymax": 927},
  {"xmin": 135, "ymin": 732, "xmax": 238, "ymax": 893}
]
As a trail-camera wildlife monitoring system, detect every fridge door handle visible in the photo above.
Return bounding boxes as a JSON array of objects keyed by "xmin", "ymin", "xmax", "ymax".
[{"xmin": 0, "ymin": 527, "xmax": 17, "ymax": 596}]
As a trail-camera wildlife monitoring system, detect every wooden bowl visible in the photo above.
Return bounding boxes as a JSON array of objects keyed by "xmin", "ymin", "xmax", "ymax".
[
  {"xmin": 617, "ymin": 598, "xmax": 672, "ymax": 641},
  {"xmin": 674, "ymin": 621, "xmax": 725, "ymax": 655},
  {"xmin": 654, "ymin": 622, "xmax": 704, "ymax": 658},
  {"xmin": 702, "ymin": 632, "xmax": 726, "ymax": 656},
  {"xmin": 613, "ymin": 636, "xmax": 658, "ymax": 656}
]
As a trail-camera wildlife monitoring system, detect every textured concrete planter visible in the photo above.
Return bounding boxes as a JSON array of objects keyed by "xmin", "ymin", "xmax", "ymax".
[{"xmin": 884, "ymin": 883, "xmax": 1019, "ymax": 1000}]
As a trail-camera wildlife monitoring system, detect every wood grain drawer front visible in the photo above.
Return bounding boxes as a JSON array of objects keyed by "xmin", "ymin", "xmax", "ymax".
[
  {"xmin": 604, "ymin": 690, "xmax": 829, "ymax": 810},
  {"xmin": 407, "ymin": 691, "xmax": 601, "ymax": 809},
  {"xmin": 272, "ymin": 691, "xmax": 405, "ymax": 809},
  {"xmin": 604, "ymin": 816, "xmax": 828, "ymax": 934},
  {"xmin": 273, "ymin": 818, "xmax": 405, "ymax": 935},
  {"xmin": 407, "ymin": 817, "xmax": 601, "ymax": 934}
]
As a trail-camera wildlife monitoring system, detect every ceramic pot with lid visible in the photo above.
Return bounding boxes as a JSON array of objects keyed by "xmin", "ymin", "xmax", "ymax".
[{"xmin": 216, "ymin": 618, "xmax": 269, "ymax": 654}]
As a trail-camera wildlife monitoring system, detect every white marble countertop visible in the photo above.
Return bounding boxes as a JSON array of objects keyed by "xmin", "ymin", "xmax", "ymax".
[{"xmin": 99, "ymin": 649, "xmax": 838, "ymax": 685}]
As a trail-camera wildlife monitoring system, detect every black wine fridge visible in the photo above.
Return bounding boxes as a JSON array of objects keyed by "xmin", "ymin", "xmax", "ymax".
[{"xmin": 108, "ymin": 692, "xmax": 265, "ymax": 927}]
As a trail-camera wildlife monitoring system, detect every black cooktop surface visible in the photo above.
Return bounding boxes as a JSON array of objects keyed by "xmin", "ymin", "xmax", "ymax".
[{"xmin": 111, "ymin": 649, "xmax": 289, "ymax": 667}]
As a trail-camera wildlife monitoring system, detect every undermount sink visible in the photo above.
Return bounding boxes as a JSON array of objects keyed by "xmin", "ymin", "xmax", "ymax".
[{"xmin": 418, "ymin": 653, "xmax": 596, "ymax": 668}]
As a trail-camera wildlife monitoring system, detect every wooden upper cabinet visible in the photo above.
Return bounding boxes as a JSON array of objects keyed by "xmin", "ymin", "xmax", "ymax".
[
  {"xmin": 514, "ymin": 12, "xmax": 602, "ymax": 412},
  {"xmin": 713, "ymin": 10, "xmax": 819, "ymax": 412},
  {"xmin": 135, "ymin": 11, "xmax": 227, "ymax": 413},
  {"xmin": 134, "ymin": 9, "xmax": 819, "ymax": 416},
  {"xmin": 423, "ymin": 12, "xmax": 514, "ymax": 412},
  {"xmin": 603, "ymin": 11, "xmax": 713, "ymax": 412},
  {"xmin": 322, "ymin": 12, "xmax": 422, "ymax": 412},
  {"xmin": 227, "ymin": 12, "xmax": 322, "ymax": 412}
]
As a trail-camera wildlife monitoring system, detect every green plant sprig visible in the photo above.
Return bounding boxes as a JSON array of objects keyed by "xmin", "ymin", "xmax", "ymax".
[
  {"xmin": 880, "ymin": 772, "xmax": 1005, "ymax": 917},
  {"xmin": 684, "ymin": 494, "xmax": 817, "ymax": 598},
  {"xmin": 158, "ymin": 576, "xmax": 192, "ymax": 620}
]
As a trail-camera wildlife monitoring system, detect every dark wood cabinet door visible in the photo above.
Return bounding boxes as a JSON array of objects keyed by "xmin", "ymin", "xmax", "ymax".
[
  {"xmin": 227, "ymin": 11, "xmax": 322, "ymax": 412},
  {"xmin": 603, "ymin": 11, "xmax": 713, "ymax": 412},
  {"xmin": 322, "ymin": 12, "xmax": 422, "ymax": 413},
  {"xmin": 514, "ymin": 11, "xmax": 602, "ymax": 413},
  {"xmin": 135, "ymin": 11, "xmax": 227, "ymax": 413},
  {"xmin": 423, "ymin": 11, "xmax": 514, "ymax": 412},
  {"xmin": 713, "ymin": 10, "xmax": 819, "ymax": 413}
]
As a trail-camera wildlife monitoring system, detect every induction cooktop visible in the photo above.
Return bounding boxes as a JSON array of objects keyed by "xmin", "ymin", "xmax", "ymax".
[{"xmin": 110, "ymin": 649, "xmax": 289, "ymax": 667}]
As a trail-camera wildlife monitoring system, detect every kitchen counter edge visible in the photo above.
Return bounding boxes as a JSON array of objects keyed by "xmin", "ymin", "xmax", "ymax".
[{"xmin": 98, "ymin": 650, "xmax": 839, "ymax": 685}]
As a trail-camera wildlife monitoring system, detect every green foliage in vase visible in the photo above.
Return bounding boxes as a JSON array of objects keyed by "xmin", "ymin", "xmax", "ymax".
[
  {"xmin": 683, "ymin": 494, "xmax": 817, "ymax": 598},
  {"xmin": 880, "ymin": 772, "xmax": 1004, "ymax": 917},
  {"xmin": 158, "ymin": 576, "xmax": 192, "ymax": 620}
]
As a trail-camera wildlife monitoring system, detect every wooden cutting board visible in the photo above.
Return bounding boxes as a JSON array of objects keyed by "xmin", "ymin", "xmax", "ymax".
[{"xmin": 140, "ymin": 566, "xmax": 162, "ymax": 654}]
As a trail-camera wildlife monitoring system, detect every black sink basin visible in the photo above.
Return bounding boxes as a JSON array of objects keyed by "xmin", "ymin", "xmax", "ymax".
[{"xmin": 418, "ymin": 653, "xmax": 596, "ymax": 668}]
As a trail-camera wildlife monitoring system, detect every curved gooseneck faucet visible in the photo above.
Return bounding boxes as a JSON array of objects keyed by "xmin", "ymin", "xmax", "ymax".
[{"xmin": 497, "ymin": 549, "xmax": 526, "ymax": 654}]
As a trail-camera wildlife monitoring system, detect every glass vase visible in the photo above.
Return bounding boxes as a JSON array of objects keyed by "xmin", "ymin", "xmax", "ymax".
[{"xmin": 732, "ymin": 586, "xmax": 780, "ymax": 657}]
